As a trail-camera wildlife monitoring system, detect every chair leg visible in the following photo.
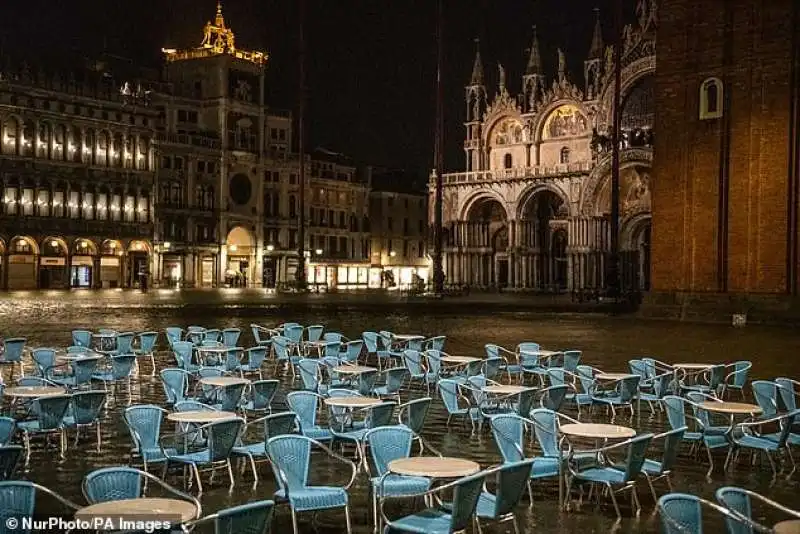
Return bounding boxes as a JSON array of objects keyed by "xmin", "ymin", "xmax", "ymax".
[
  {"xmin": 95, "ymin": 423, "xmax": 102, "ymax": 452},
  {"xmin": 291, "ymin": 509, "xmax": 300, "ymax": 534},
  {"xmin": 644, "ymin": 473, "xmax": 657, "ymax": 502},
  {"xmin": 344, "ymin": 504, "xmax": 352, "ymax": 534},
  {"xmin": 606, "ymin": 483, "xmax": 621, "ymax": 518},
  {"xmin": 705, "ymin": 445, "xmax": 715, "ymax": 478},
  {"xmin": 372, "ymin": 490, "xmax": 379, "ymax": 533},
  {"xmin": 247, "ymin": 455, "xmax": 259, "ymax": 483},
  {"xmin": 227, "ymin": 460, "xmax": 236, "ymax": 490},
  {"xmin": 193, "ymin": 464, "xmax": 204, "ymax": 493}
]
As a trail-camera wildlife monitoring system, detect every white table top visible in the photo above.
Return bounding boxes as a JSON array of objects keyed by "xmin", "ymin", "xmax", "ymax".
[
  {"xmin": 560, "ymin": 423, "xmax": 636, "ymax": 439},
  {"xmin": 388, "ymin": 457, "xmax": 480, "ymax": 478},
  {"xmin": 673, "ymin": 363, "xmax": 714, "ymax": 369},
  {"xmin": 332, "ymin": 365, "xmax": 376, "ymax": 374},
  {"xmin": 75, "ymin": 498, "xmax": 199, "ymax": 523},
  {"xmin": 324, "ymin": 396, "xmax": 383, "ymax": 408},
  {"xmin": 440, "ymin": 356, "xmax": 480, "ymax": 364},
  {"xmin": 393, "ymin": 334, "xmax": 424, "ymax": 341},
  {"xmin": 58, "ymin": 353, "xmax": 103, "ymax": 361},
  {"xmin": 596, "ymin": 373, "xmax": 637, "ymax": 381},
  {"xmin": 699, "ymin": 401, "xmax": 763, "ymax": 415},
  {"xmin": 196, "ymin": 346, "xmax": 228, "ymax": 352},
  {"xmin": 774, "ymin": 520, "xmax": 800, "ymax": 534},
  {"xmin": 199, "ymin": 376, "xmax": 250, "ymax": 387},
  {"xmin": 519, "ymin": 349, "xmax": 561, "ymax": 357},
  {"xmin": 92, "ymin": 332, "xmax": 116, "ymax": 338},
  {"xmin": 167, "ymin": 410, "xmax": 237, "ymax": 423},
  {"xmin": 482, "ymin": 384, "xmax": 531, "ymax": 395},
  {"xmin": 5, "ymin": 386, "xmax": 67, "ymax": 398}
]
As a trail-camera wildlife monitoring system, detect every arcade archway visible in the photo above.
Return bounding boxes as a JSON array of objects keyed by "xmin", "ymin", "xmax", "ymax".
[
  {"xmin": 519, "ymin": 190, "xmax": 569, "ymax": 290},
  {"xmin": 39, "ymin": 237, "xmax": 69, "ymax": 289},
  {"xmin": 225, "ymin": 226, "xmax": 255, "ymax": 287},
  {"xmin": 464, "ymin": 198, "xmax": 508, "ymax": 287}
]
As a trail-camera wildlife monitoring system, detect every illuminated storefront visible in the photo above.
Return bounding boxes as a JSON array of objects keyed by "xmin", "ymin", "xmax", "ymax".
[{"xmin": 306, "ymin": 263, "xmax": 372, "ymax": 289}]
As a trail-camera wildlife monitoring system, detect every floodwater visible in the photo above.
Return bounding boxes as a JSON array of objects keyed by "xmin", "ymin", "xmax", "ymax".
[{"xmin": 1, "ymin": 289, "xmax": 799, "ymax": 533}]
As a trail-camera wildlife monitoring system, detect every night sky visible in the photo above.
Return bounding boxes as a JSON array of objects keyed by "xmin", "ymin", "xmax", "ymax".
[{"xmin": 2, "ymin": 0, "xmax": 631, "ymax": 175}]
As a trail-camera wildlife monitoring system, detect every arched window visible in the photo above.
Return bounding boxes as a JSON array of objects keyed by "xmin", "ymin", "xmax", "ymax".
[
  {"xmin": 503, "ymin": 153, "xmax": 513, "ymax": 169},
  {"xmin": 699, "ymin": 78, "xmax": 723, "ymax": 120},
  {"xmin": 559, "ymin": 147, "xmax": 570, "ymax": 164}
]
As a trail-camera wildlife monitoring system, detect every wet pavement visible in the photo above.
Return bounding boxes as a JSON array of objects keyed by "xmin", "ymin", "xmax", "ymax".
[{"xmin": 1, "ymin": 290, "xmax": 798, "ymax": 533}]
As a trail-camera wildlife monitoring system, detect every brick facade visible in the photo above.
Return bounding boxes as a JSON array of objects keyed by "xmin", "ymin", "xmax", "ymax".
[{"xmin": 652, "ymin": 0, "xmax": 800, "ymax": 295}]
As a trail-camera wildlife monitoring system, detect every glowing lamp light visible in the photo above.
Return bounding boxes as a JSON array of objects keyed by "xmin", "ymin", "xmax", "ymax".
[
  {"xmin": 80, "ymin": 241, "xmax": 87, "ymax": 248},
  {"xmin": 266, "ymin": 244, "xmax": 274, "ymax": 252},
  {"xmin": 389, "ymin": 251, "xmax": 397, "ymax": 257},
  {"xmin": 162, "ymin": 242, "xmax": 171, "ymax": 250},
  {"xmin": 229, "ymin": 245, "xmax": 238, "ymax": 252},
  {"xmin": 315, "ymin": 248, "xmax": 323, "ymax": 255},
  {"xmin": 50, "ymin": 240, "xmax": 58, "ymax": 248}
]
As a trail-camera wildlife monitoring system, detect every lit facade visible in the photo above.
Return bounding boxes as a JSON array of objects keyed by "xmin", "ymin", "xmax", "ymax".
[
  {"xmin": 0, "ymin": 66, "xmax": 157, "ymax": 289},
  {"xmin": 433, "ymin": 1, "xmax": 657, "ymax": 293},
  {"xmin": 369, "ymin": 169, "xmax": 429, "ymax": 289},
  {"xmin": 304, "ymin": 150, "xmax": 372, "ymax": 289}
]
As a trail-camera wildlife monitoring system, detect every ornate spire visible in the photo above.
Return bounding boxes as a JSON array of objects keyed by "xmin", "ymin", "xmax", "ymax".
[
  {"xmin": 469, "ymin": 38, "xmax": 484, "ymax": 86},
  {"xmin": 162, "ymin": 1, "xmax": 266, "ymax": 65},
  {"xmin": 588, "ymin": 8, "xmax": 604, "ymax": 59},
  {"xmin": 215, "ymin": 1, "xmax": 226, "ymax": 27},
  {"xmin": 525, "ymin": 26, "xmax": 542, "ymax": 75}
]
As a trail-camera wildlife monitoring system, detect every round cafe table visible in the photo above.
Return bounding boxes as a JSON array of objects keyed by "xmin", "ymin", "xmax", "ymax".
[
  {"xmin": 166, "ymin": 410, "xmax": 237, "ymax": 424},
  {"xmin": 324, "ymin": 396, "xmax": 383, "ymax": 408},
  {"xmin": 75, "ymin": 497, "xmax": 199, "ymax": 524},
  {"xmin": 5, "ymin": 386, "xmax": 66, "ymax": 398},
  {"xmin": 440, "ymin": 356, "xmax": 480, "ymax": 364},
  {"xmin": 774, "ymin": 520, "xmax": 800, "ymax": 534},
  {"xmin": 482, "ymin": 384, "xmax": 530, "ymax": 395},
  {"xmin": 332, "ymin": 365, "xmax": 376, "ymax": 375},
  {"xmin": 388, "ymin": 457, "xmax": 480, "ymax": 479},
  {"xmin": 559, "ymin": 423, "xmax": 636, "ymax": 440},
  {"xmin": 698, "ymin": 401, "xmax": 762, "ymax": 415},
  {"xmin": 198, "ymin": 376, "xmax": 249, "ymax": 387},
  {"xmin": 673, "ymin": 363, "xmax": 713, "ymax": 370},
  {"xmin": 596, "ymin": 373, "xmax": 636, "ymax": 381}
]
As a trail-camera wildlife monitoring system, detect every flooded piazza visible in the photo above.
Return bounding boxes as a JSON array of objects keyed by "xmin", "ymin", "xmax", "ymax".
[{"xmin": 1, "ymin": 289, "xmax": 799, "ymax": 533}]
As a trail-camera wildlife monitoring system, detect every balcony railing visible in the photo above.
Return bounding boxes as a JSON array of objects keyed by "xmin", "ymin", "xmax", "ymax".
[
  {"xmin": 438, "ymin": 161, "xmax": 594, "ymax": 185},
  {"xmin": 0, "ymin": 215, "xmax": 152, "ymax": 238},
  {"xmin": 155, "ymin": 132, "xmax": 221, "ymax": 150}
]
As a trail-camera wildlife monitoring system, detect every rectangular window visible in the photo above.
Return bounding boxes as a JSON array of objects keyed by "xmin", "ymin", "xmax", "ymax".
[
  {"xmin": 82, "ymin": 192, "xmax": 94, "ymax": 220},
  {"xmin": 387, "ymin": 217, "xmax": 393, "ymax": 232},
  {"xmin": 37, "ymin": 190, "xmax": 50, "ymax": 217},
  {"xmin": 96, "ymin": 193, "xmax": 107, "ymax": 221},
  {"xmin": 111, "ymin": 194, "xmax": 122, "ymax": 221},
  {"xmin": 52, "ymin": 191, "xmax": 64, "ymax": 217},
  {"xmin": 279, "ymin": 129, "xmax": 286, "ymax": 140}
]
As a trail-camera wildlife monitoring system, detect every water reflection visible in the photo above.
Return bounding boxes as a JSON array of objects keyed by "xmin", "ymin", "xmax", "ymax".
[{"xmin": 1, "ymin": 291, "xmax": 799, "ymax": 533}]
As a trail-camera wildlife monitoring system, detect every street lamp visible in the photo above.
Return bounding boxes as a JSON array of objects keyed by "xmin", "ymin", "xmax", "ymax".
[
  {"xmin": 295, "ymin": 0, "xmax": 308, "ymax": 289},
  {"xmin": 432, "ymin": 0, "xmax": 445, "ymax": 295},
  {"xmin": 266, "ymin": 244, "xmax": 274, "ymax": 252},
  {"xmin": 315, "ymin": 248, "xmax": 323, "ymax": 256}
]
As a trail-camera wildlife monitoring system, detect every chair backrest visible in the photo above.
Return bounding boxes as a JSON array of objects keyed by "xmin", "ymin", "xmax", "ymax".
[
  {"xmin": 575, "ymin": 365, "xmax": 596, "ymax": 393},
  {"xmin": 0, "ymin": 446, "xmax": 22, "ymax": 481},
  {"xmin": 490, "ymin": 414, "xmax": 524, "ymax": 463},
  {"xmin": 514, "ymin": 388, "xmax": 538, "ymax": 417},
  {"xmin": 382, "ymin": 367, "xmax": 408, "ymax": 393},
  {"xmin": 517, "ymin": 342, "xmax": 540, "ymax": 367},
  {"xmin": 34, "ymin": 395, "xmax": 71, "ymax": 430},
  {"xmin": 250, "ymin": 324, "xmax": 267, "ymax": 345},
  {"xmin": 663, "ymin": 396, "xmax": 688, "ymax": 431},
  {"xmin": 160, "ymin": 368, "xmax": 189, "ymax": 404},
  {"xmin": 539, "ymin": 385, "xmax": 569, "ymax": 412},
  {"xmin": 71, "ymin": 357, "xmax": 101, "ymax": 385},
  {"xmin": 123, "ymin": 405, "xmax": 165, "ymax": 450},
  {"xmin": 775, "ymin": 378, "xmax": 797, "ymax": 411},
  {"xmin": 715, "ymin": 487, "xmax": 754, "ymax": 534},
  {"xmin": 263, "ymin": 412, "xmax": 298, "ymax": 441},
  {"xmin": 362, "ymin": 332, "xmax": 379, "ymax": 353},
  {"xmin": 137, "ymin": 331, "xmax": 158, "ymax": 353},
  {"xmin": 284, "ymin": 325, "xmax": 304, "ymax": 344},
  {"xmin": 728, "ymin": 361, "xmax": 751, "ymax": 388},
  {"xmin": 620, "ymin": 433, "xmax": 654, "ymax": 481},
  {"xmin": 286, "ymin": 391, "xmax": 320, "ymax": 429},
  {"xmin": 222, "ymin": 328, "xmax": 241, "ymax": 348},
  {"xmin": 368, "ymin": 402, "xmax": 397, "ymax": 428},
  {"xmin": 171, "ymin": 341, "xmax": 194, "ymax": 369},
  {"xmin": 658, "ymin": 493, "xmax": 704, "ymax": 534},
  {"xmin": 217, "ymin": 383, "xmax": 246, "ymax": 412},
  {"xmin": 271, "ymin": 337, "xmax": 290, "ymax": 360},
  {"xmin": 0, "ymin": 418, "xmax": 16, "ymax": 446},
  {"xmin": 483, "ymin": 357, "xmax": 503, "ymax": 380},
  {"xmin": 751, "ymin": 381, "xmax": 778, "ymax": 417},
  {"xmin": 72, "ymin": 330, "xmax": 92, "ymax": 348},
  {"xmin": 629, "ymin": 359, "xmax": 646, "ymax": 378},
  {"xmin": 423, "ymin": 351, "xmax": 441, "ymax": 376},
  {"xmin": 357, "ymin": 370, "xmax": 379, "ymax": 396},
  {"xmin": 70, "ymin": 391, "xmax": 107, "ymax": 425},
  {"xmin": 266, "ymin": 435, "xmax": 312, "ymax": 491},
  {"xmin": 490, "ymin": 459, "xmax": 537, "ymax": 518},
  {"xmin": 0, "ymin": 480, "xmax": 36, "ymax": 524},
  {"xmin": 245, "ymin": 347, "xmax": 268, "ymax": 369},
  {"xmin": 83, "ymin": 467, "xmax": 143, "ymax": 503},
  {"xmin": 323, "ymin": 341, "xmax": 341, "ymax": 359},
  {"xmin": 438, "ymin": 379, "xmax": 463, "ymax": 415},
  {"xmin": 31, "ymin": 348, "xmax": 56, "ymax": 376},
  {"xmin": 402, "ymin": 350, "xmax": 424, "ymax": 376},
  {"xmin": 165, "ymin": 327, "xmax": 184, "ymax": 346},
  {"xmin": 298, "ymin": 359, "xmax": 321, "ymax": 392},
  {"xmin": 562, "ymin": 350, "xmax": 581, "ymax": 372},
  {"xmin": 110, "ymin": 354, "xmax": 136, "ymax": 379},
  {"xmin": 207, "ymin": 418, "xmax": 244, "ymax": 461},
  {"xmin": 250, "ymin": 380, "xmax": 280, "ymax": 410},
  {"xmin": 655, "ymin": 427, "xmax": 686, "ymax": 473},
  {"xmin": 115, "ymin": 333, "xmax": 135, "ymax": 354},
  {"xmin": 342, "ymin": 340, "xmax": 363, "ymax": 362},
  {"xmin": 306, "ymin": 325, "xmax": 324, "ymax": 343},
  {"xmin": 209, "ymin": 500, "xmax": 274, "ymax": 534},
  {"xmin": 399, "ymin": 397, "xmax": 431, "ymax": 434},
  {"xmin": 617, "ymin": 375, "xmax": 642, "ymax": 402},
  {"xmin": 2, "ymin": 338, "xmax": 25, "ymax": 363},
  {"xmin": 364, "ymin": 426, "xmax": 414, "ymax": 476},
  {"xmin": 530, "ymin": 408, "xmax": 559, "ymax": 457},
  {"xmin": 323, "ymin": 332, "xmax": 342, "ymax": 343},
  {"xmin": 426, "ymin": 336, "xmax": 446, "ymax": 352},
  {"xmin": 448, "ymin": 471, "xmax": 487, "ymax": 532}
]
